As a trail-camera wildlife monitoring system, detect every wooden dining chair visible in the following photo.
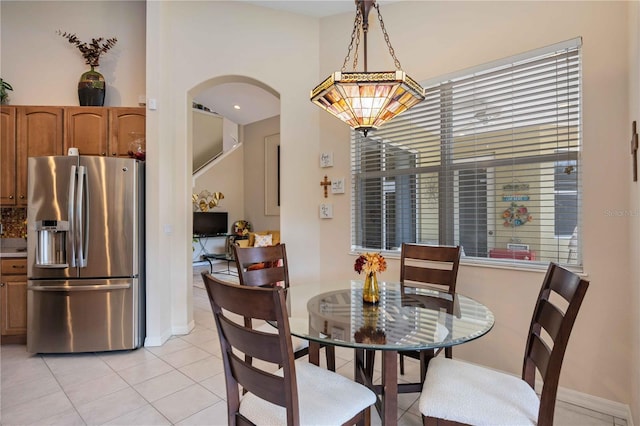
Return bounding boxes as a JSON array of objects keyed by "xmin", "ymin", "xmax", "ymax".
[
  {"xmin": 398, "ymin": 243, "xmax": 462, "ymax": 379},
  {"xmin": 232, "ymin": 243, "xmax": 336, "ymax": 371},
  {"xmin": 418, "ymin": 262, "xmax": 589, "ymax": 426},
  {"xmin": 201, "ymin": 272, "xmax": 376, "ymax": 426}
]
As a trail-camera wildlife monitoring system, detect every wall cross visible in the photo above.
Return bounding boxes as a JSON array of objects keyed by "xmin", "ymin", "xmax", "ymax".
[
  {"xmin": 320, "ymin": 175, "xmax": 332, "ymax": 198},
  {"xmin": 632, "ymin": 121, "xmax": 638, "ymax": 182}
]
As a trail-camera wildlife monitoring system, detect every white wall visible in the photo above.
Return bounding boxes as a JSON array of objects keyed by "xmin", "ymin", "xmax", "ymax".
[
  {"xmin": 317, "ymin": 0, "xmax": 633, "ymax": 412},
  {"xmin": 192, "ymin": 109, "xmax": 223, "ymax": 172},
  {"xmin": 629, "ymin": 2, "xmax": 640, "ymax": 423},
  {"xmin": 243, "ymin": 115, "xmax": 281, "ymax": 232},
  {"xmin": 0, "ymin": 1, "xmax": 145, "ymax": 107},
  {"xmin": 145, "ymin": 1, "xmax": 321, "ymax": 343}
]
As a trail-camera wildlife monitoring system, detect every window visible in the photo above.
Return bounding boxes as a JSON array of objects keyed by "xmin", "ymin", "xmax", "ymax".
[{"xmin": 351, "ymin": 38, "xmax": 582, "ymax": 268}]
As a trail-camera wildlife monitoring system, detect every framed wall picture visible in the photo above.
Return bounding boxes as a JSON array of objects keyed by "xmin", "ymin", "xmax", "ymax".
[{"xmin": 265, "ymin": 133, "xmax": 280, "ymax": 216}]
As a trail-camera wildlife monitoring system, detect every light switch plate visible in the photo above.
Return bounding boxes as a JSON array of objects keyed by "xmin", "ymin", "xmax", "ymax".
[{"xmin": 331, "ymin": 178, "xmax": 345, "ymax": 194}]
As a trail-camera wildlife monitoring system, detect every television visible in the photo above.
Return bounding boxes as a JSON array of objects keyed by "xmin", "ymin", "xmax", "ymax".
[{"xmin": 193, "ymin": 211, "xmax": 228, "ymax": 237}]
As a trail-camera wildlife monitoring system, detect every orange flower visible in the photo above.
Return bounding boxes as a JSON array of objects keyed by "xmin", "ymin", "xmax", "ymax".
[{"xmin": 354, "ymin": 252, "xmax": 387, "ymax": 275}]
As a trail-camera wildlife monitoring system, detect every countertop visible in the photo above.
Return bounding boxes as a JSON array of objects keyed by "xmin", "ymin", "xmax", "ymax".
[{"xmin": 1, "ymin": 238, "xmax": 28, "ymax": 258}]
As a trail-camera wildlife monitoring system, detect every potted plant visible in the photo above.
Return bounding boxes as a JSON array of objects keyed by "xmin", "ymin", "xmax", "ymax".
[
  {"xmin": 1, "ymin": 79, "xmax": 13, "ymax": 105},
  {"xmin": 57, "ymin": 30, "xmax": 117, "ymax": 106}
]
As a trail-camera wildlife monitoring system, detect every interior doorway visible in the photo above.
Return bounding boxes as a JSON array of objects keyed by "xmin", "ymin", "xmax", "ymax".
[{"xmin": 188, "ymin": 76, "xmax": 281, "ymax": 281}]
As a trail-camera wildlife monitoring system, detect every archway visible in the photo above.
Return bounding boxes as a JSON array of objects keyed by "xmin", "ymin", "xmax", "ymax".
[{"xmin": 186, "ymin": 75, "xmax": 281, "ymax": 306}]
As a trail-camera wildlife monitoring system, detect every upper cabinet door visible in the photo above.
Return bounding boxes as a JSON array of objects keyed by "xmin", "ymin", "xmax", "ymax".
[
  {"xmin": 17, "ymin": 107, "xmax": 64, "ymax": 206},
  {"xmin": 65, "ymin": 107, "xmax": 109, "ymax": 156},
  {"xmin": 1, "ymin": 107, "xmax": 17, "ymax": 205},
  {"xmin": 109, "ymin": 107, "xmax": 145, "ymax": 157}
]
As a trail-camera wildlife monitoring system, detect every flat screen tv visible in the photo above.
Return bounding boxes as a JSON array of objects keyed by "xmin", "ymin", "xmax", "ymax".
[{"xmin": 193, "ymin": 211, "xmax": 228, "ymax": 237}]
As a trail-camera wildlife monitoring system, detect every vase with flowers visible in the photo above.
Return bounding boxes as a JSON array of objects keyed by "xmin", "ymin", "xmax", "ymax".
[
  {"xmin": 354, "ymin": 252, "xmax": 387, "ymax": 304},
  {"xmin": 57, "ymin": 30, "xmax": 118, "ymax": 106}
]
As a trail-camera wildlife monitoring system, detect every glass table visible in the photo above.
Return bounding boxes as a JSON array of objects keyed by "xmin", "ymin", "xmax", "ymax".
[{"xmin": 284, "ymin": 280, "xmax": 495, "ymax": 426}]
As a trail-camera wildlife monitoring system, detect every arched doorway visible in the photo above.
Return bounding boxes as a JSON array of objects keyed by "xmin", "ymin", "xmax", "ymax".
[{"xmin": 187, "ymin": 75, "xmax": 281, "ymax": 296}]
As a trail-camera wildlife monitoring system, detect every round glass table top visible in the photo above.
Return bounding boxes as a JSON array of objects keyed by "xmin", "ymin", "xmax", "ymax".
[{"xmin": 284, "ymin": 280, "xmax": 495, "ymax": 351}]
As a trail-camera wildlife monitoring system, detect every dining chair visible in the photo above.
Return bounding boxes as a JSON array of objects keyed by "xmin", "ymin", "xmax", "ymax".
[
  {"xmin": 232, "ymin": 243, "xmax": 336, "ymax": 371},
  {"xmin": 418, "ymin": 262, "xmax": 589, "ymax": 426},
  {"xmin": 398, "ymin": 243, "xmax": 462, "ymax": 379},
  {"xmin": 201, "ymin": 272, "xmax": 376, "ymax": 426}
]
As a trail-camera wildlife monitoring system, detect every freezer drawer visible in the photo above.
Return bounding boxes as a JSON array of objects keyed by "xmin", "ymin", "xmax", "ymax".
[{"xmin": 27, "ymin": 278, "xmax": 143, "ymax": 353}]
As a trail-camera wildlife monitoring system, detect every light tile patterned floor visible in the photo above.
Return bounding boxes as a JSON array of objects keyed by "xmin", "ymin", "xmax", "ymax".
[{"xmin": 0, "ymin": 264, "xmax": 626, "ymax": 425}]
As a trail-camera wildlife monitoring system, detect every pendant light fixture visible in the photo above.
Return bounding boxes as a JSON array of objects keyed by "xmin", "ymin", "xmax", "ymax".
[{"xmin": 310, "ymin": 0, "xmax": 425, "ymax": 136}]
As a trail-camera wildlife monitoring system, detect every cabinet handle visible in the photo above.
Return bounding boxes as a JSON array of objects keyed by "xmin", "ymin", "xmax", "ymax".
[
  {"xmin": 112, "ymin": 152, "xmax": 117, "ymax": 156},
  {"xmin": 101, "ymin": 152, "xmax": 107, "ymax": 156},
  {"xmin": 0, "ymin": 283, "xmax": 4, "ymax": 287},
  {"xmin": 12, "ymin": 265, "xmax": 25, "ymax": 269},
  {"xmin": 19, "ymin": 195, "xmax": 25, "ymax": 199},
  {"xmin": 9, "ymin": 195, "xmax": 14, "ymax": 199}
]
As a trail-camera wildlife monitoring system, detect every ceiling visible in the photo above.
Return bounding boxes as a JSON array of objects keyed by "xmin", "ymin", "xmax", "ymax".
[{"xmin": 192, "ymin": 1, "xmax": 400, "ymax": 126}]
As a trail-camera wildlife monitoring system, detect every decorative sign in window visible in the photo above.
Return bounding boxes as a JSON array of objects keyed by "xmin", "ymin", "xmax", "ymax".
[
  {"xmin": 501, "ymin": 182, "xmax": 532, "ymax": 227},
  {"xmin": 502, "ymin": 182, "xmax": 530, "ymax": 201}
]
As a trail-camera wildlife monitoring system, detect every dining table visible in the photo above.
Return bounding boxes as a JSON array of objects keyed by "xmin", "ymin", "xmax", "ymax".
[{"xmin": 283, "ymin": 279, "xmax": 495, "ymax": 426}]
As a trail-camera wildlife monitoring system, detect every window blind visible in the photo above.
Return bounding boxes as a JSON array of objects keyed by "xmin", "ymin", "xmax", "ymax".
[{"xmin": 351, "ymin": 38, "xmax": 582, "ymax": 269}]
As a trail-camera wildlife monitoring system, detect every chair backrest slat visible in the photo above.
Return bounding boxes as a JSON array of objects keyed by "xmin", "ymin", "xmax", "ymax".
[
  {"xmin": 228, "ymin": 352, "xmax": 288, "ymax": 407},
  {"xmin": 527, "ymin": 333, "xmax": 551, "ymax": 379},
  {"xmin": 241, "ymin": 267, "xmax": 287, "ymax": 288},
  {"xmin": 521, "ymin": 262, "xmax": 589, "ymax": 426},
  {"xmin": 536, "ymin": 299, "xmax": 564, "ymax": 341},
  {"xmin": 218, "ymin": 315, "xmax": 283, "ymax": 364},
  {"xmin": 403, "ymin": 265, "xmax": 455, "ymax": 287}
]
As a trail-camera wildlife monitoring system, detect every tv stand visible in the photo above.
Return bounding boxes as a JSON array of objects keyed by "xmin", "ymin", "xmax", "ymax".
[{"xmin": 197, "ymin": 234, "xmax": 248, "ymax": 274}]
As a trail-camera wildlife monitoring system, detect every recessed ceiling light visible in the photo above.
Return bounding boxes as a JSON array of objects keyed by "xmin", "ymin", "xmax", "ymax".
[{"xmin": 233, "ymin": 105, "xmax": 241, "ymax": 110}]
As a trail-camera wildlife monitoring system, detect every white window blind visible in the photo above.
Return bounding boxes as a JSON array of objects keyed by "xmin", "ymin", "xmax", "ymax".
[{"xmin": 351, "ymin": 38, "xmax": 582, "ymax": 269}]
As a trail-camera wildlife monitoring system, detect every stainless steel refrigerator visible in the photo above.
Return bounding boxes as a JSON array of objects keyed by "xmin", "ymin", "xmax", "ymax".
[{"xmin": 27, "ymin": 155, "xmax": 145, "ymax": 353}]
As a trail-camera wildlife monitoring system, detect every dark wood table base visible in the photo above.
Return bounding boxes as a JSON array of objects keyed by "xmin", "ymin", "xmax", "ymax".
[{"xmin": 309, "ymin": 341, "xmax": 420, "ymax": 426}]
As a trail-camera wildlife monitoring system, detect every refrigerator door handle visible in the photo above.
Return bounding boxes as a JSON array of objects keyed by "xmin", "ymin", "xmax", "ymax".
[
  {"xmin": 76, "ymin": 165, "xmax": 89, "ymax": 267},
  {"xmin": 30, "ymin": 283, "xmax": 132, "ymax": 292},
  {"xmin": 68, "ymin": 165, "xmax": 77, "ymax": 267}
]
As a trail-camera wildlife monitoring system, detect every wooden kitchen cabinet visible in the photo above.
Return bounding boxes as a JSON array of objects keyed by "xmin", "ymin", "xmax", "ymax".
[
  {"xmin": 65, "ymin": 107, "xmax": 145, "ymax": 157},
  {"xmin": 0, "ymin": 107, "xmax": 65, "ymax": 207},
  {"xmin": 1, "ymin": 107, "xmax": 17, "ymax": 205},
  {"xmin": 65, "ymin": 107, "xmax": 109, "ymax": 156},
  {"xmin": 110, "ymin": 107, "xmax": 146, "ymax": 157},
  {"xmin": 1, "ymin": 106, "xmax": 145, "ymax": 207},
  {"xmin": 0, "ymin": 258, "xmax": 28, "ymax": 338}
]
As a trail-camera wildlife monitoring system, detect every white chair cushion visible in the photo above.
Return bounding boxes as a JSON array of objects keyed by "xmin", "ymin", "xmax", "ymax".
[
  {"xmin": 255, "ymin": 321, "xmax": 309, "ymax": 353},
  {"xmin": 240, "ymin": 360, "xmax": 376, "ymax": 425},
  {"xmin": 419, "ymin": 357, "xmax": 540, "ymax": 425}
]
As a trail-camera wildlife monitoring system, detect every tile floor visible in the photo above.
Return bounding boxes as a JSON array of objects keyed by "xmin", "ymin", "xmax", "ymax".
[{"xmin": 0, "ymin": 264, "xmax": 627, "ymax": 425}]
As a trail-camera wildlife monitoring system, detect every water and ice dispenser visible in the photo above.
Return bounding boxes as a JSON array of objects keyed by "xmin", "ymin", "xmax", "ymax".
[{"xmin": 35, "ymin": 220, "xmax": 69, "ymax": 267}]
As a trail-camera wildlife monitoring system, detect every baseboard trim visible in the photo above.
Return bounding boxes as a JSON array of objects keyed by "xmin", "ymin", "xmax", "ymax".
[
  {"xmin": 143, "ymin": 328, "xmax": 172, "ymax": 347},
  {"xmin": 172, "ymin": 320, "xmax": 195, "ymax": 336},
  {"xmin": 554, "ymin": 385, "xmax": 633, "ymax": 425}
]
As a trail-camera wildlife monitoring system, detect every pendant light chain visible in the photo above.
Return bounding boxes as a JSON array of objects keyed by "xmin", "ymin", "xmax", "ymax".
[
  {"xmin": 341, "ymin": 6, "xmax": 363, "ymax": 72},
  {"xmin": 310, "ymin": 1, "xmax": 426, "ymax": 135},
  {"xmin": 374, "ymin": 3, "xmax": 402, "ymax": 70}
]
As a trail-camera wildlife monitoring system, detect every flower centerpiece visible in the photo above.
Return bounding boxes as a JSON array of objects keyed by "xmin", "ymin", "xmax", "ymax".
[
  {"xmin": 354, "ymin": 252, "xmax": 387, "ymax": 304},
  {"xmin": 57, "ymin": 30, "xmax": 118, "ymax": 106}
]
